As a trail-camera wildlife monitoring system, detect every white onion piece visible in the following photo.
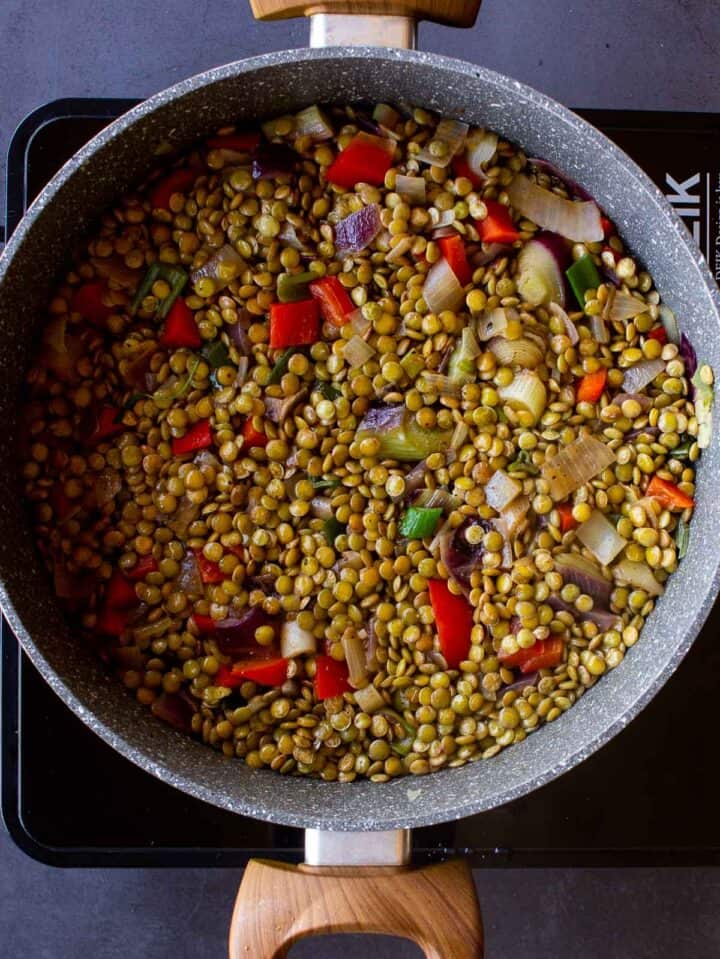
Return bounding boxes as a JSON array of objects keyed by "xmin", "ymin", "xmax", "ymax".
[
  {"xmin": 190, "ymin": 244, "xmax": 245, "ymax": 286},
  {"xmin": 423, "ymin": 257, "xmax": 465, "ymax": 314},
  {"xmin": 659, "ymin": 304, "xmax": 681, "ymax": 345},
  {"xmin": 416, "ymin": 118, "xmax": 469, "ymax": 167},
  {"xmin": 499, "ymin": 495, "xmax": 530, "ymax": 537},
  {"xmin": 341, "ymin": 628, "xmax": 369, "ymax": 688},
  {"xmin": 590, "ymin": 314, "xmax": 610, "ymax": 345},
  {"xmin": 622, "ymin": 359, "xmax": 665, "ymax": 394},
  {"xmin": 281, "ymin": 620, "xmax": 317, "ymax": 658},
  {"xmin": 477, "ymin": 307, "xmax": 519, "ymax": 341},
  {"xmin": 353, "ymin": 684, "xmax": 386, "ymax": 713},
  {"xmin": 465, "ymin": 129, "xmax": 498, "ymax": 177},
  {"xmin": 576, "ymin": 510, "xmax": 627, "ymax": 565},
  {"xmin": 395, "ymin": 174, "xmax": 426, "ymax": 204},
  {"xmin": 294, "ymin": 104, "xmax": 334, "ymax": 141},
  {"xmin": 604, "ymin": 290, "xmax": 649, "ymax": 323},
  {"xmin": 485, "ymin": 469, "xmax": 522, "ymax": 512},
  {"xmin": 310, "ymin": 496, "xmax": 333, "ymax": 520},
  {"xmin": 542, "ymin": 435, "xmax": 616, "ymax": 501},
  {"xmin": 177, "ymin": 552, "xmax": 203, "ymax": 595},
  {"xmin": 421, "ymin": 372, "xmax": 464, "ymax": 397},
  {"xmin": 498, "ymin": 371, "xmax": 547, "ymax": 425},
  {"xmin": 507, "ymin": 174, "xmax": 603, "ymax": 242},
  {"xmin": 348, "ymin": 308, "xmax": 372, "ymax": 339},
  {"xmin": 549, "ymin": 302, "xmax": 579, "ymax": 345},
  {"xmin": 488, "ymin": 336, "xmax": 544, "ymax": 369},
  {"xmin": 450, "ymin": 421, "xmax": 469, "ymax": 451},
  {"xmin": 613, "ymin": 558, "xmax": 664, "ymax": 597},
  {"xmin": 343, "ymin": 333, "xmax": 376, "ymax": 367},
  {"xmin": 433, "ymin": 209, "xmax": 456, "ymax": 229}
]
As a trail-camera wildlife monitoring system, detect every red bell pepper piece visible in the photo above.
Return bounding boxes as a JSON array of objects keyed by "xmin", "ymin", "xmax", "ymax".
[
  {"xmin": 477, "ymin": 200, "xmax": 520, "ymax": 245},
  {"xmin": 428, "ymin": 579, "xmax": 474, "ymax": 669},
  {"xmin": 105, "ymin": 569, "xmax": 139, "ymax": 609},
  {"xmin": 325, "ymin": 132, "xmax": 395, "ymax": 189},
  {"xmin": 192, "ymin": 613, "xmax": 216, "ymax": 634},
  {"xmin": 159, "ymin": 298, "xmax": 201, "ymax": 349},
  {"xmin": 309, "ymin": 276, "xmax": 355, "ymax": 327},
  {"xmin": 95, "ymin": 607, "xmax": 129, "ymax": 637},
  {"xmin": 648, "ymin": 326, "xmax": 668, "ymax": 345},
  {"xmin": 646, "ymin": 475, "xmax": 694, "ymax": 510},
  {"xmin": 556, "ymin": 502, "xmax": 578, "ymax": 534},
  {"xmin": 437, "ymin": 234, "xmax": 473, "ymax": 286},
  {"xmin": 150, "ymin": 166, "xmax": 202, "ymax": 211},
  {"xmin": 600, "ymin": 215, "xmax": 615, "ymax": 239},
  {"xmin": 314, "ymin": 655, "xmax": 351, "ymax": 699},
  {"xmin": 207, "ymin": 132, "xmax": 260, "ymax": 152},
  {"xmin": 86, "ymin": 406, "xmax": 126, "ymax": 446},
  {"xmin": 217, "ymin": 658, "xmax": 289, "ymax": 688},
  {"xmin": 126, "ymin": 555, "xmax": 159, "ymax": 581},
  {"xmin": 195, "ymin": 551, "xmax": 225, "ymax": 584},
  {"xmin": 575, "ymin": 368, "xmax": 607, "ymax": 404},
  {"xmin": 499, "ymin": 636, "xmax": 565, "ymax": 674},
  {"xmin": 452, "ymin": 153, "xmax": 485, "ymax": 190},
  {"xmin": 171, "ymin": 419, "xmax": 212, "ymax": 456},
  {"xmin": 269, "ymin": 299, "xmax": 320, "ymax": 349},
  {"xmin": 241, "ymin": 418, "xmax": 269, "ymax": 449},
  {"xmin": 70, "ymin": 281, "xmax": 113, "ymax": 326}
]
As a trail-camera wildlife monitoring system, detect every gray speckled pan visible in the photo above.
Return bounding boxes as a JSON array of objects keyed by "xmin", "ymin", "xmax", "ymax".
[{"xmin": 1, "ymin": 46, "xmax": 719, "ymax": 834}]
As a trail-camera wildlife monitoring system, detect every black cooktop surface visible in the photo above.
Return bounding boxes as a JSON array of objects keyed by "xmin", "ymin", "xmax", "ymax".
[{"xmin": 3, "ymin": 100, "xmax": 720, "ymax": 867}]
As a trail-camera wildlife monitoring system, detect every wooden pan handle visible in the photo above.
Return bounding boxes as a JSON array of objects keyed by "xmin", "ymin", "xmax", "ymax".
[
  {"xmin": 248, "ymin": 0, "xmax": 482, "ymax": 29},
  {"xmin": 228, "ymin": 858, "xmax": 483, "ymax": 958}
]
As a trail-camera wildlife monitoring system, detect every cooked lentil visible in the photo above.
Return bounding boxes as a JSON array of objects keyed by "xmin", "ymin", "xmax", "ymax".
[{"xmin": 22, "ymin": 102, "xmax": 710, "ymax": 782}]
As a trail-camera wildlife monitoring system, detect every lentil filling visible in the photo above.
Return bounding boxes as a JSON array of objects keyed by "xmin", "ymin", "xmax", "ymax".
[{"xmin": 21, "ymin": 102, "xmax": 712, "ymax": 782}]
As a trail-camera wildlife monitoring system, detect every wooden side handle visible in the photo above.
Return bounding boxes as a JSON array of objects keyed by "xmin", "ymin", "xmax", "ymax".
[
  {"xmin": 229, "ymin": 858, "xmax": 483, "ymax": 958},
  {"xmin": 248, "ymin": 0, "xmax": 482, "ymax": 29}
]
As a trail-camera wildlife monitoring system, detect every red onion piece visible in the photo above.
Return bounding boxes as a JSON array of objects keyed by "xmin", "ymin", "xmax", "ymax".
[
  {"xmin": 438, "ymin": 518, "xmax": 490, "ymax": 595},
  {"xmin": 614, "ymin": 392, "xmax": 652, "ymax": 411},
  {"xmin": 680, "ymin": 333, "xmax": 697, "ymax": 379},
  {"xmin": 547, "ymin": 595, "xmax": 621, "ymax": 631},
  {"xmin": 335, "ymin": 203, "xmax": 382, "ymax": 254},
  {"xmin": 403, "ymin": 460, "xmax": 427, "ymax": 498},
  {"xmin": 554, "ymin": 553, "xmax": 612, "ymax": 606},
  {"xmin": 213, "ymin": 607, "xmax": 279, "ymax": 657},
  {"xmin": 503, "ymin": 672, "xmax": 539, "ymax": 694},
  {"xmin": 177, "ymin": 552, "xmax": 203, "ymax": 596},
  {"xmin": 357, "ymin": 404, "xmax": 405, "ymax": 434},
  {"xmin": 252, "ymin": 143, "xmax": 296, "ymax": 180},
  {"xmin": 151, "ymin": 692, "xmax": 196, "ymax": 733},
  {"xmin": 228, "ymin": 309, "xmax": 253, "ymax": 356}
]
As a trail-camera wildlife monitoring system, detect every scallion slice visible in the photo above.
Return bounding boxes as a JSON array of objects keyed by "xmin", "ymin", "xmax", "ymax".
[
  {"xmin": 130, "ymin": 263, "xmax": 188, "ymax": 318},
  {"xmin": 399, "ymin": 506, "xmax": 443, "ymax": 538}
]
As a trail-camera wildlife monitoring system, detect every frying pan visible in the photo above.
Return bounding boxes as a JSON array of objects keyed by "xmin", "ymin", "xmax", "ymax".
[{"xmin": 1, "ymin": 1, "xmax": 720, "ymax": 954}]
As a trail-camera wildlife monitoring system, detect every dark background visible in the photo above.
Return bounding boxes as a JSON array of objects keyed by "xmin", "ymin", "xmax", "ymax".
[{"xmin": 2, "ymin": 0, "xmax": 720, "ymax": 956}]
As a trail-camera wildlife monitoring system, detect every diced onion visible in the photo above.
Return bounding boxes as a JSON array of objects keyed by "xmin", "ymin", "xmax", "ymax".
[
  {"xmin": 335, "ymin": 203, "xmax": 382, "ymax": 255},
  {"xmin": 542, "ymin": 435, "xmax": 616, "ymax": 501},
  {"xmin": 281, "ymin": 620, "xmax": 317, "ymax": 658},
  {"xmin": 488, "ymin": 336, "xmax": 544, "ymax": 369},
  {"xmin": 348, "ymin": 307, "xmax": 372, "ymax": 339},
  {"xmin": 416, "ymin": 118, "xmax": 469, "ymax": 167},
  {"xmin": 177, "ymin": 552, "xmax": 203, "ymax": 595},
  {"xmin": 294, "ymin": 104, "xmax": 334, "ymax": 141},
  {"xmin": 549, "ymin": 302, "xmax": 579, "ymax": 345},
  {"xmin": 555, "ymin": 552, "xmax": 612, "ymax": 605},
  {"xmin": 484, "ymin": 469, "xmax": 522, "ymax": 512},
  {"xmin": 342, "ymin": 628, "xmax": 368, "ymax": 688},
  {"xmin": 465, "ymin": 129, "xmax": 498, "ymax": 178},
  {"xmin": 395, "ymin": 174, "xmax": 426, "ymax": 203},
  {"xmin": 373, "ymin": 102, "xmax": 401, "ymax": 130},
  {"xmin": 477, "ymin": 307, "xmax": 519, "ymax": 341},
  {"xmin": 659, "ymin": 304, "xmax": 681, "ymax": 345},
  {"xmin": 310, "ymin": 496, "xmax": 333, "ymax": 520},
  {"xmin": 499, "ymin": 495, "xmax": 530, "ymax": 537},
  {"xmin": 353, "ymin": 683, "xmax": 386, "ymax": 713},
  {"xmin": 604, "ymin": 290, "xmax": 649, "ymax": 323},
  {"xmin": 344, "ymin": 334, "xmax": 376, "ymax": 367},
  {"xmin": 622, "ymin": 359, "xmax": 665, "ymax": 394},
  {"xmin": 590, "ymin": 315, "xmax": 610, "ymax": 345},
  {"xmin": 613, "ymin": 558, "xmax": 664, "ymax": 597},
  {"xmin": 498, "ymin": 371, "xmax": 547, "ymax": 425},
  {"xmin": 615, "ymin": 392, "xmax": 652, "ymax": 411},
  {"xmin": 421, "ymin": 372, "xmax": 464, "ymax": 397},
  {"xmin": 423, "ymin": 257, "xmax": 465, "ymax": 314},
  {"xmin": 507, "ymin": 174, "xmax": 603, "ymax": 242},
  {"xmin": 190, "ymin": 244, "xmax": 245, "ymax": 288},
  {"xmin": 576, "ymin": 510, "xmax": 627, "ymax": 565},
  {"xmin": 450, "ymin": 421, "xmax": 469, "ymax": 451}
]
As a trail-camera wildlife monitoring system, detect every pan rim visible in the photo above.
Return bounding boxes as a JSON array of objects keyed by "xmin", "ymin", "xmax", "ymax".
[{"xmin": 2, "ymin": 45, "xmax": 720, "ymax": 832}]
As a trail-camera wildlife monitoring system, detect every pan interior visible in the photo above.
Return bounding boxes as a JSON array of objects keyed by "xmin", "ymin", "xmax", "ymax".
[{"xmin": 1, "ymin": 48, "xmax": 719, "ymax": 831}]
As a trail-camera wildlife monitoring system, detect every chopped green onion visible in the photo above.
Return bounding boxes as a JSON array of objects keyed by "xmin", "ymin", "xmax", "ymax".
[
  {"xmin": 311, "ymin": 475, "xmax": 340, "ymax": 490},
  {"xmin": 669, "ymin": 438, "xmax": 692, "ymax": 460},
  {"xmin": 315, "ymin": 381, "xmax": 341, "ymax": 401},
  {"xmin": 130, "ymin": 262, "xmax": 188, "ymax": 318},
  {"xmin": 676, "ymin": 518, "xmax": 690, "ymax": 559},
  {"xmin": 376, "ymin": 418, "xmax": 452, "ymax": 462},
  {"xmin": 399, "ymin": 506, "xmax": 443, "ymax": 539},
  {"xmin": 448, "ymin": 326, "xmax": 481, "ymax": 382},
  {"xmin": 323, "ymin": 517, "xmax": 344, "ymax": 545},
  {"xmin": 201, "ymin": 339, "xmax": 231, "ymax": 369},
  {"xmin": 381, "ymin": 709, "xmax": 416, "ymax": 756},
  {"xmin": 268, "ymin": 348, "xmax": 297, "ymax": 385},
  {"xmin": 691, "ymin": 364, "xmax": 714, "ymax": 449},
  {"xmin": 277, "ymin": 270, "xmax": 317, "ymax": 303},
  {"xmin": 400, "ymin": 351, "xmax": 425, "ymax": 379},
  {"xmin": 566, "ymin": 254, "xmax": 601, "ymax": 309},
  {"xmin": 507, "ymin": 450, "xmax": 539, "ymax": 475},
  {"xmin": 122, "ymin": 392, "xmax": 146, "ymax": 411}
]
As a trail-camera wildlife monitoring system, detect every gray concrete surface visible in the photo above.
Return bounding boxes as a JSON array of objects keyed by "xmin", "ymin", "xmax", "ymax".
[{"xmin": 2, "ymin": 0, "xmax": 720, "ymax": 956}]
